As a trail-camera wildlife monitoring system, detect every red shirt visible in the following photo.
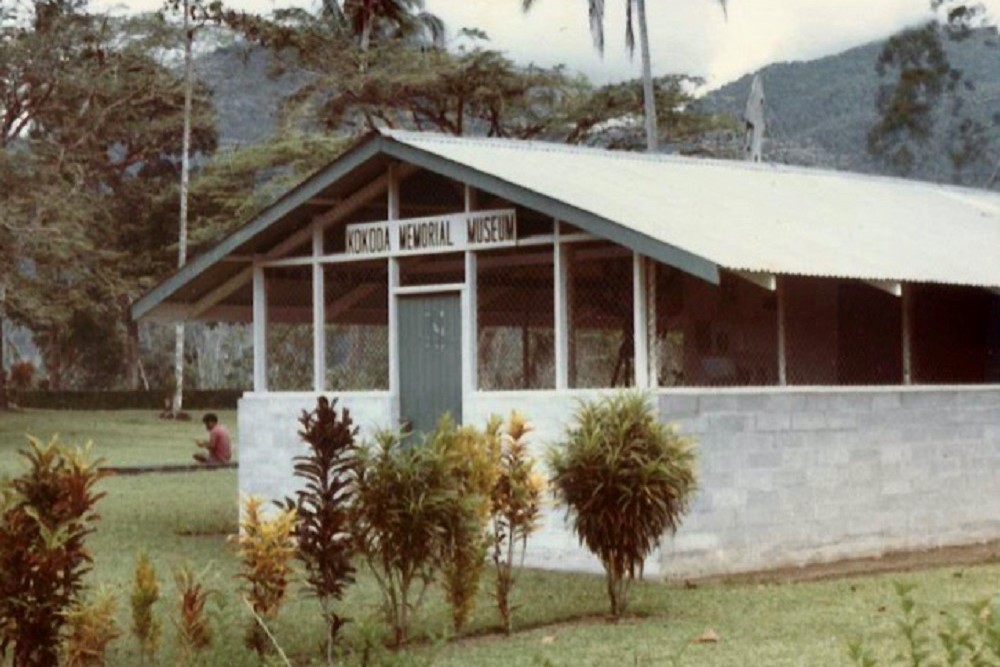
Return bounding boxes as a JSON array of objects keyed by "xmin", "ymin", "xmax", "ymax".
[{"xmin": 207, "ymin": 424, "xmax": 232, "ymax": 463}]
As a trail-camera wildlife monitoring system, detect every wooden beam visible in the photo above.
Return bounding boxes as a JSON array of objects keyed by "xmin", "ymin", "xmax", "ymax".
[
  {"xmin": 327, "ymin": 283, "xmax": 380, "ymax": 320},
  {"xmin": 554, "ymin": 221, "xmax": 570, "ymax": 390},
  {"xmin": 187, "ymin": 167, "xmax": 415, "ymax": 320},
  {"xmin": 253, "ymin": 265, "xmax": 267, "ymax": 392},
  {"xmin": 633, "ymin": 253, "xmax": 649, "ymax": 389},
  {"xmin": 902, "ymin": 283, "xmax": 914, "ymax": 384},
  {"xmin": 312, "ymin": 224, "xmax": 326, "ymax": 392},
  {"xmin": 777, "ymin": 276, "xmax": 787, "ymax": 386}
]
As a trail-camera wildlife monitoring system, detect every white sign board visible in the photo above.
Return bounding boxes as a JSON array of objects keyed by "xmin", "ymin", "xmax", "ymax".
[{"xmin": 345, "ymin": 209, "xmax": 517, "ymax": 258}]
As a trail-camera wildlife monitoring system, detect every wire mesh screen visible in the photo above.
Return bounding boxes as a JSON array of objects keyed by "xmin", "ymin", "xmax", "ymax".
[
  {"xmin": 265, "ymin": 266, "xmax": 313, "ymax": 391},
  {"xmin": 569, "ymin": 243, "xmax": 634, "ymax": 388},
  {"xmin": 912, "ymin": 284, "xmax": 1000, "ymax": 384},
  {"xmin": 400, "ymin": 253, "xmax": 465, "ymax": 286},
  {"xmin": 324, "ymin": 261, "xmax": 389, "ymax": 390},
  {"xmin": 655, "ymin": 267, "xmax": 778, "ymax": 387},
  {"xmin": 784, "ymin": 277, "xmax": 903, "ymax": 385},
  {"xmin": 477, "ymin": 247, "xmax": 555, "ymax": 390}
]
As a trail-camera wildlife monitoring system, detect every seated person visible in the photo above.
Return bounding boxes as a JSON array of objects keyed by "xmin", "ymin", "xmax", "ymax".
[{"xmin": 193, "ymin": 413, "xmax": 232, "ymax": 464}]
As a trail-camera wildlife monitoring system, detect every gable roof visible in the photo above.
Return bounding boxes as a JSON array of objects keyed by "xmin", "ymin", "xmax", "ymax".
[{"xmin": 132, "ymin": 129, "xmax": 1000, "ymax": 322}]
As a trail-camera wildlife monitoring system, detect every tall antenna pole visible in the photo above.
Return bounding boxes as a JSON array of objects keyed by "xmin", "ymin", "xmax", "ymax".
[{"xmin": 744, "ymin": 73, "xmax": 766, "ymax": 163}]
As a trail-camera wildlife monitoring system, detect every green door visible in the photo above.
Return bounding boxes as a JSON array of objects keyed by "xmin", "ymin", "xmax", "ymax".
[{"xmin": 398, "ymin": 293, "xmax": 463, "ymax": 436}]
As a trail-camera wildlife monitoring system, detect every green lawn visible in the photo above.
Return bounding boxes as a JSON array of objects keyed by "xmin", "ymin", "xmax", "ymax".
[{"xmin": 2, "ymin": 409, "xmax": 999, "ymax": 666}]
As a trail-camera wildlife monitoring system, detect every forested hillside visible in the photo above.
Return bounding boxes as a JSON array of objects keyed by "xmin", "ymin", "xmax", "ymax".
[{"xmin": 697, "ymin": 30, "xmax": 1000, "ymax": 188}]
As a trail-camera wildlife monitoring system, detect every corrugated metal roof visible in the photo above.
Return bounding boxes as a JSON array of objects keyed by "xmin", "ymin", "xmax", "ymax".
[{"xmin": 386, "ymin": 130, "xmax": 1000, "ymax": 288}]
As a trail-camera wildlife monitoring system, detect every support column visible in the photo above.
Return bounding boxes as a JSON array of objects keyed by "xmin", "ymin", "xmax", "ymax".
[
  {"xmin": 902, "ymin": 283, "xmax": 913, "ymax": 385},
  {"xmin": 462, "ymin": 185, "xmax": 478, "ymax": 398},
  {"xmin": 252, "ymin": 263, "xmax": 267, "ymax": 392},
  {"xmin": 777, "ymin": 276, "xmax": 787, "ymax": 386},
  {"xmin": 646, "ymin": 258, "xmax": 658, "ymax": 388},
  {"xmin": 312, "ymin": 223, "xmax": 325, "ymax": 392},
  {"xmin": 387, "ymin": 164, "xmax": 401, "ymax": 423},
  {"xmin": 633, "ymin": 252, "xmax": 650, "ymax": 389},
  {"xmin": 554, "ymin": 221, "xmax": 570, "ymax": 390}
]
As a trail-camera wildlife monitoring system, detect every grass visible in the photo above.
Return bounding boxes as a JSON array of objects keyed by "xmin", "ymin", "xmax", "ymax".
[{"xmin": 2, "ymin": 409, "xmax": 1000, "ymax": 665}]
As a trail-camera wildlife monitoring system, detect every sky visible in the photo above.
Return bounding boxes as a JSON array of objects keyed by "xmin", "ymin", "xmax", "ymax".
[{"xmin": 92, "ymin": 0, "xmax": 999, "ymax": 87}]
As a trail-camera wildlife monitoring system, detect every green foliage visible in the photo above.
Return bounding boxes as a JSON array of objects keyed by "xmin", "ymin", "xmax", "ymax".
[
  {"xmin": 432, "ymin": 418, "xmax": 501, "ymax": 635},
  {"xmin": 173, "ymin": 564, "xmax": 215, "ymax": 663},
  {"xmin": 282, "ymin": 397, "xmax": 359, "ymax": 661},
  {"xmin": 130, "ymin": 552, "xmax": 162, "ymax": 666},
  {"xmin": 61, "ymin": 589, "xmax": 121, "ymax": 667},
  {"xmin": 0, "ymin": 435, "xmax": 108, "ymax": 667},
  {"xmin": 548, "ymin": 392, "xmax": 697, "ymax": 617},
  {"xmin": 234, "ymin": 496, "xmax": 297, "ymax": 659},
  {"xmin": 490, "ymin": 412, "xmax": 544, "ymax": 634},
  {"xmin": 850, "ymin": 583, "xmax": 1000, "ymax": 666},
  {"xmin": 9, "ymin": 389, "xmax": 242, "ymax": 411},
  {"xmin": 354, "ymin": 425, "xmax": 468, "ymax": 646}
]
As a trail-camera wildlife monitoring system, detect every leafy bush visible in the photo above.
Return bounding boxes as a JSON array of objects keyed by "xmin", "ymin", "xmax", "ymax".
[
  {"xmin": 354, "ymin": 427, "xmax": 468, "ymax": 646},
  {"xmin": 0, "ymin": 436, "xmax": 108, "ymax": 667},
  {"xmin": 849, "ymin": 582, "xmax": 1000, "ymax": 667},
  {"xmin": 433, "ymin": 417, "xmax": 501, "ymax": 635},
  {"xmin": 172, "ymin": 565, "xmax": 215, "ymax": 664},
  {"xmin": 130, "ymin": 552, "xmax": 161, "ymax": 666},
  {"xmin": 491, "ymin": 412, "xmax": 544, "ymax": 634},
  {"xmin": 61, "ymin": 589, "xmax": 121, "ymax": 667},
  {"xmin": 281, "ymin": 397, "xmax": 358, "ymax": 662},
  {"xmin": 233, "ymin": 496, "xmax": 297, "ymax": 659},
  {"xmin": 548, "ymin": 392, "xmax": 697, "ymax": 617}
]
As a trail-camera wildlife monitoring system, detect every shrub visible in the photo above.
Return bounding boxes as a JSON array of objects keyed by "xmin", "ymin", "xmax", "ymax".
[
  {"xmin": 234, "ymin": 496, "xmax": 297, "ymax": 659},
  {"xmin": 548, "ymin": 392, "xmax": 697, "ymax": 617},
  {"xmin": 849, "ymin": 582, "xmax": 1000, "ymax": 667},
  {"xmin": 0, "ymin": 436, "xmax": 108, "ymax": 667},
  {"xmin": 490, "ymin": 412, "xmax": 544, "ymax": 634},
  {"xmin": 433, "ymin": 417, "xmax": 501, "ymax": 635},
  {"xmin": 280, "ymin": 397, "xmax": 358, "ymax": 663},
  {"xmin": 354, "ymin": 427, "xmax": 467, "ymax": 646},
  {"xmin": 130, "ymin": 552, "xmax": 161, "ymax": 666},
  {"xmin": 61, "ymin": 589, "xmax": 121, "ymax": 667},
  {"xmin": 172, "ymin": 565, "xmax": 215, "ymax": 664}
]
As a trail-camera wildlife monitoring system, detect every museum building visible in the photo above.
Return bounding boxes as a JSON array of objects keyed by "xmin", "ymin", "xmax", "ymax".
[{"xmin": 133, "ymin": 130, "xmax": 1000, "ymax": 577}]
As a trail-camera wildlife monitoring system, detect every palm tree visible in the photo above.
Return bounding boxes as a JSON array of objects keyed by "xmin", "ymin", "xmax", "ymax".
[
  {"xmin": 523, "ymin": 0, "xmax": 727, "ymax": 152},
  {"xmin": 325, "ymin": 0, "xmax": 444, "ymax": 52}
]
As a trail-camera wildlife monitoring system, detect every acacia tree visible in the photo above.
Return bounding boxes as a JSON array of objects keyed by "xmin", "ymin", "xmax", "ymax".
[{"xmin": 0, "ymin": 2, "xmax": 216, "ymax": 389}]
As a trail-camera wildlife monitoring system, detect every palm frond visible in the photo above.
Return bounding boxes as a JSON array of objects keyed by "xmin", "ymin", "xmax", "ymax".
[{"xmin": 589, "ymin": 0, "xmax": 606, "ymax": 54}]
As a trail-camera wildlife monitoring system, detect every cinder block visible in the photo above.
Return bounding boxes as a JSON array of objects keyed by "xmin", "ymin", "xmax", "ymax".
[{"xmin": 754, "ymin": 412, "xmax": 792, "ymax": 432}]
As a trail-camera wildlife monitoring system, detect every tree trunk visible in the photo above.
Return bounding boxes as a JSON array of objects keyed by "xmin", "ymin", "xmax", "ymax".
[
  {"xmin": 636, "ymin": 0, "xmax": 658, "ymax": 152},
  {"xmin": 173, "ymin": 0, "xmax": 194, "ymax": 415},
  {"xmin": 0, "ymin": 313, "xmax": 8, "ymax": 410},
  {"xmin": 125, "ymin": 317, "xmax": 141, "ymax": 390}
]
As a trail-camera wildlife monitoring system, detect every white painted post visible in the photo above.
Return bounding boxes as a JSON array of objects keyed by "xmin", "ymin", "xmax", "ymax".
[
  {"xmin": 646, "ymin": 258, "xmax": 658, "ymax": 388},
  {"xmin": 902, "ymin": 283, "xmax": 913, "ymax": 385},
  {"xmin": 252, "ymin": 263, "xmax": 268, "ymax": 392},
  {"xmin": 462, "ymin": 186, "xmax": 478, "ymax": 398},
  {"xmin": 312, "ymin": 223, "xmax": 325, "ymax": 392},
  {"xmin": 633, "ymin": 253, "xmax": 649, "ymax": 389},
  {"xmin": 777, "ymin": 276, "xmax": 788, "ymax": 386},
  {"xmin": 554, "ymin": 221, "xmax": 569, "ymax": 390},
  {"xmin": 387, "ymin": 164, "xmax": 401, "ymax": 422}
]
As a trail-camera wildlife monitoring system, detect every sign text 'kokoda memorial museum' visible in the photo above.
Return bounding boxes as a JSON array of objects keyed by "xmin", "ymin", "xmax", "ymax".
[{"xmin": 345, "ymin": 209, "xmax": 517, "ymax": 257}]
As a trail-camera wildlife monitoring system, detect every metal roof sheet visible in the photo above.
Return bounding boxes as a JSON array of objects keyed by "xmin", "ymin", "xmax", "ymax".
[{"xmin": 385, "ymin": 130, "xmax": 1000, "ymax": 288}]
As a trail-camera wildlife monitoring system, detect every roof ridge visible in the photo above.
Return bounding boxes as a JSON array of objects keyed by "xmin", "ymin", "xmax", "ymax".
[{"xmin": 381, "ymin": 129, "xmax": 1000, "ymax": 202}]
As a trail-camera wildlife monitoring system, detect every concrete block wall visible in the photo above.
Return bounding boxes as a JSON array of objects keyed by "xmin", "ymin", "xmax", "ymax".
[
  {"xmin": 238, "ymin": 392, "xmax": 392, "ymax": 504},
  {"xmin": 236, "ymin": 386, "xmax": 1000, "ymax": 580},
  {"xmin": 658, "ymin": 387, "xmax": 1000, "ymax": 578}
]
